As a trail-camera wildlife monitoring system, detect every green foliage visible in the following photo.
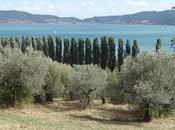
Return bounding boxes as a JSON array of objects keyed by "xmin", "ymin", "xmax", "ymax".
[
  {"xmin": 9, "ymin": 37, "xmax": 15, "ymax": 48},
  {"xmin": 67, "ymin": 65, "xmax": 108, "ymax": 109},
  {"xmin": 156, "ymin": 39, "xmax": 161, "ymax": 52},
  {"xmin": 125, "ymin": 39, "xmax": 131, "ymax": 56},
  {"xmin": 100, "ymin": 37, "xmax": 109, "ymax": 69},
  {"xmin": 42, "ymin": 37, "xmax": 49, "ymax": 57},
  {"xmin": 55, "ymin": 37, "xmax": 62, "ymax": 63},
  {"xmin": 85, "ymin": 38, "xmax": 92, "ymax": 64},
  {"xmin": 63, "ymin": 39, "xmax": 70, "ymax": 64},
  {"xmin": 36, "ymin": 38, "xmax": 43, "ymax": 51},
  {"xmin": 108, "ymin": 37, "xmax": 116, "ymax": 71},
  {"xmin": 92, "ymin": 38, "xmax": 100, "ymax": 66},
  {"xmin": 132, "ymin": 40, "xmax": 140, "ymax": 58},
  {"xmin": 78, "ymin": 39, "xmax": 85, "ymax": 65},
  {"xmin": 31, "ymin": 37, "xmax": 37, "ymax": 51},
  {"xmin": 120, "ymin": 52, "xmax": 175, "ymax": 121},
  {"xmin": 0, "ymin": 48, "xmax": 47, "ymax": 107},
  {"xmin": 48, "ymin": 36, "xmax": 55, "ymax": 61},
  {"xmin": 118, "ymin": 39, "xmax": 124, "ymax": 71},
  {"xmin": 69, "ymin": 38, "xmax": 78, "ymax": 65}
]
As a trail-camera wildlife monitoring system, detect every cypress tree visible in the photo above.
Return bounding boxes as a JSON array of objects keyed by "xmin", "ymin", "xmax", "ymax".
[
  {"xmin": 85, "ymin": 38, "xmax": 92, "ymax": 64},
  {"xmin": 42, "ymin": 37, "xmax": 49, "ymax": 57},
  {"xmin": 156, "ymin": 39, "xmax": 161, "ymax": 52},
  {"xmin": 31, "ymin": 37, "xmax": 37, "ymax": 51},
  {"xmin": 48, "ymin": 36, "xmax": 55, "ymax": 61},
  {"xmin": 21, "ymin": 36, "xmax": 27, "ymax": 54},
  {"xmin": 9, "ymin": 37, "xmax": 15, "ymax": 48},
  {"xmin": 55, "ymin": 37, "xmax": 62, "ymax": 63},
  {"xmin": 132, "ymin": 40, "xmax": 140, "ymax": 58},
  {"xmin": 125, "ymin": 39, "xmax": 131, "ymax": 56},
  {"xmin": 118, "ymin": 39, "xmax": 124, "ymax": 71},
  {"xmin": 63, "ymin": 39, "xmax": 70, "ymax": 64},
  {"xmin": 36, "ymin": 37, "xmax": 43, "ymax": 51},
  {"xmin": 15, "ymin": 37, "xmax": 20, "ymax": 49},
  {"xmin": 100, "ymin": 37, "xmax": 109, "ymax": 69},
  {"xmin": 69, "ymin": 38, "xmax": 78, "ymax": 65},
  {"xmin": 78, "ymin": 38, "xmax": 85, "ymax": 65},
  {"xmin": 108, "ymin": 37, "xmax": 116, "ymax": 71},
  {"xmin": 93, "ymin": 38, "xmax": 100, "ymax": 66}
]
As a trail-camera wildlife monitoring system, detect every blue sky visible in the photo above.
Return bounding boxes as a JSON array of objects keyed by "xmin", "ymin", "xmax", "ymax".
[{"xmin": 0, "ymin": 0, "xmax": 174, "ymax": 18}]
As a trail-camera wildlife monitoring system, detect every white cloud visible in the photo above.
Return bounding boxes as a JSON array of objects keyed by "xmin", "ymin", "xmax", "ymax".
[{"xmin": 125, "ymin": 0, "xmax": 150, "ymax": 8}]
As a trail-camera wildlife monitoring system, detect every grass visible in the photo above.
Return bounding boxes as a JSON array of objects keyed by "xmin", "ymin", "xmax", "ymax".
[{"xmin": 0, "ymin": 99, "xmax": 175, "ymax": 130}]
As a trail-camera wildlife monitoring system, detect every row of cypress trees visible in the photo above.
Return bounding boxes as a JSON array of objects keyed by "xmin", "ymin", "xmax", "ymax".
[{"xmin": 0, "ymin": 36, "xmax": 142, "ymax": 71}]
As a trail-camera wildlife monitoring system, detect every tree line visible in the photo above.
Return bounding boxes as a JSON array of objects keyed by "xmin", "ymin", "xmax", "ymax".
[{"xmin": 0, "ymin": 36, "xmax": 142, "ymax": 71}]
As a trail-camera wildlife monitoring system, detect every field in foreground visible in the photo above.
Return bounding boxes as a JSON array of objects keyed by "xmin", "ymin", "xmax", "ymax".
[{"xmin": 0, "ymin": 100, "xmax": 175, "ymax": 130}]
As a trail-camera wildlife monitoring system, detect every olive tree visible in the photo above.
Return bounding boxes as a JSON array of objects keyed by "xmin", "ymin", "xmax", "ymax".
[
  {"xmin": 67, "ymin": 65, "xmax": 108, "ymax": 110},
  {"xmin": 120, "ymin": 52, "xmax": 175, "ymax": 121},
  {"xmin": 0, "ymin": 47, "xmax": 48, "ymax": 107}
]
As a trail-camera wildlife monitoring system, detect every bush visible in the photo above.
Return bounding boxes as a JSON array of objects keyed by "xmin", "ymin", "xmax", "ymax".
[
  {"xmin": 0, "ymin": 47, "xmax": 48, "ymax": 107},
  {"xmin": 67, "ymin": 65, "xmax": 108, "ymax": 110},
  {"xmin": 120, "ymin": 52, "xmax": 175, "ymax": 121}
]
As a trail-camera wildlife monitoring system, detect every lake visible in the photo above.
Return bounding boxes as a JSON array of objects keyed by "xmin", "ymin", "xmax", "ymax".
[{"xmin": 0, "ymin": 24, "xmax": 174, "ymax": 52}]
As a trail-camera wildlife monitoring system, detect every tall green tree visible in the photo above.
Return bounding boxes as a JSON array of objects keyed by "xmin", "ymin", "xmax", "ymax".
[
  {"xmin": 21, "ymin": 36, "xmax": 27, "ymax": 54},
  {"xmin": 15, "ymin": 37, "xmax": 20, "ymax": 49},
  {"xmin": 92, "ymin": 38, "xmax": 100, "ymax": 66},
  {"xmin": 42, "ymin": 37, "xmax": 49, "ymax": 57},
  {"xmin": 63, "ymin": 39, "xmax": 70, "ymax": 64},
  {"xmin": 108, "ymin": 37, "xmax": 116, "ymax": 71},
  {"xmin": 55, "ymin": 37, "xmax": 62, "ymax": 63},
  {"xmin": 156, "ymin": 39, "xmax": 161, "ymax": 52},
  {"xmin": 118, "ymin": 39, "xmax": 124, "ymax": 71},
  {"xmin": 31, "ymin": 37, "xmax": 37, "ymax": 51},
  {"xmin": 132, "ymin": 40, "xmax": 140, "ymax": 58},
  {"xmin": 69, "ymin": 38, "xmax": 78, "ymax": 65},
  {"xmin": 9, "ymin": 37, "xmax": 15, "ymax": 48},
  {"xmin": 100, "ymin": 37, "xmax": 108, "ymax": 69},
  {"xmin": 78, "ymin": 39, "xmax": 85, "ymax": 65},
  {"xmin": 125, "ymin": 39, "xmax": 131, "ymax": 56},
  {"xmin": 85, "ymin": 38, "xmax": 92, "ymax": 64},
  {"xmin": 48, "ymin": 36, "xmax": 55, "ymax": 61},
  {"xmin": 36, "ymin": 37, "xmax": 43, "ymax": 51}
]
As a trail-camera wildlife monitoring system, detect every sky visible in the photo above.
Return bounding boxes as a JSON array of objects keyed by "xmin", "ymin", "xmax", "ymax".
[{"xmin": 0, "ymin": 0, "xmax": 174, "ymax": 18}]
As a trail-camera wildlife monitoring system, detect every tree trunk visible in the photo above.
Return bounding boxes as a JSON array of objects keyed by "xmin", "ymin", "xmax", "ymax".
[
  {"xmin": 46, "ymin": 93, "xmax": 53, "ymax": 102},
  {"xmin": 144, "ymin": 104, "xmax": 151, "ymax": 122},
  {"xmin": 101, "ymin": 96, "xmax": 106, "ymax": 104}
]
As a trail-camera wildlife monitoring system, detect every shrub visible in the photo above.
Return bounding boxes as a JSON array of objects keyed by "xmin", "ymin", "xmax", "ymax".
[
  {"xmin": 0, "ymin": 47, "xmax": 47, "ymax": 107},
  {"xmin": 120, "ymin": 52, "xmax": 175, "ymax": 121}
]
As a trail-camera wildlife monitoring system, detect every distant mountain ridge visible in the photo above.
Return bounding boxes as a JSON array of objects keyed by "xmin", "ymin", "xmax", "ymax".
[{"xmin": 0, "ymin": 10, "xmax": 175, "ymax": 25}]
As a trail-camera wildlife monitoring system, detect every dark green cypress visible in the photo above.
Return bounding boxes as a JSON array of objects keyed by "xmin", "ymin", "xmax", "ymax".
[
  {"xmin": 100, "ymin": 37, "xmax": 109, "ymax": 69},
  {"xmin": 36, "ymin": 37, "xmax": 43, "ymax": 51},
  {"xmin": 9, "ymin": 37, "xmax": 15, "ymax": 48},
  {"xmin": 31, "ymin": 37, "xmax": 37, "ymax": 51},
  {"xmin": 108, "ymin": 37, "xmax": 116, "ymax": 71},
  {"xmin": 69, "ymin": 38, "xmax": 78, "ymax": 65},
  {"xmin": 15, "ymin": 37, "xmax": 20, "ymax": 49},
  {"xmin": 118, "ymin": 39, "xmax": 124, "ymax": 71},
  {"xmin": 63, "ymin": 39, "xmax": 70, "ymax": 64},
  {"xmin": 85, "ymin": 38, "xmax": 92, "ymax": 64},
  {"xmin": 132, "ymin": 40, "xmax": 140, "ymax": 58},
  {"xmin": 156, "ymin": 39, "xmax": 161, "ymax": 52},
  {"xmin": 55, "ymin": 37, "xmax": 62, "ymax": 63},
  {"xmin": 21, "ymin": 36, "xmax": 27, "ymax": 54},
  {"xmin": 93, "ymin": 38, "xmax": 100, "ymax": 66},
  {"xmin": 78, "ymin": 38, "xmax": 85, "ymax": 65},
  {"xmin": 42, "ymin": 37, "xmax": 49, "ymax": 57},
  {"xmin": 48, "ymin": 36, "xmax": 55, "ymax": 61},
  {"xmin": 125, "ymin": 39, "xmax": 131, "ymax": 56}
]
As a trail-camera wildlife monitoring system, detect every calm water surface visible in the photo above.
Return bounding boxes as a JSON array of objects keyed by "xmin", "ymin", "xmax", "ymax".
[{"xmin": 0, "ymin": 24, "xmax": 174, "ymax": 52}]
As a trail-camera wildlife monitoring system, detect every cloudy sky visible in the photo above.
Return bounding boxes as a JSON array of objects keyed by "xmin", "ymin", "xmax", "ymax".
[{"xmin": 0, "ymin": 0, "xmax": 174, "ymax": 18}]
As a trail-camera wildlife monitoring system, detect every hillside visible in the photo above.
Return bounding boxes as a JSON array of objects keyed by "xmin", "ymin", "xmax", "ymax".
[{"xmin": 0, "ymin": 10, "xmax": 175, "ymax": 25}]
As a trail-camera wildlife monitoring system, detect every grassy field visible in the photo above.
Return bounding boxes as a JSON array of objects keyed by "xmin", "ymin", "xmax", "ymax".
[{"xmin": 0, "ymin": 99, "xmax": 175, "ymax": 130}]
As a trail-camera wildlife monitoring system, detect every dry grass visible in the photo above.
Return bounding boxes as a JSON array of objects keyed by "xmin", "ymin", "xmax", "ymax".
[{"xmin": 0, "ymin": 99, "xmax": 175, "ymax": 130}]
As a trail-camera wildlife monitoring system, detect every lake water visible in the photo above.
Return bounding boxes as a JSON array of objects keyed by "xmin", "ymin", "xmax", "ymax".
[{"xmin": 0, "ymin": 24, "xmax": 174, "ymax": 52}]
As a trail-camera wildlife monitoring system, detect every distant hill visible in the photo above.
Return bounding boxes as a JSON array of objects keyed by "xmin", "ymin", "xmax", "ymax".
[{"xmin": 0, "ymin": 10, "xmax": 175, "ymax": 25}]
